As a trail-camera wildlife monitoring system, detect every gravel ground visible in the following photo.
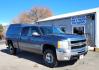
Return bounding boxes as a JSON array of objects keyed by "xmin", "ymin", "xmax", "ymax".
[{"xmin": 0, "ymin": 42, "xmax": 99, "ymax": 70}]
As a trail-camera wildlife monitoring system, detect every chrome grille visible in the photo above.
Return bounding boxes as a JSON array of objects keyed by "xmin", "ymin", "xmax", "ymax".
[
  {"xmin": 71, "ymin": 40, "xmax": 86, "ymax": 43},
  {"xmin": 70, "ymin": 39, "xmax": 86, "ymax": 49},
  {"xmin": 71, "ymin": 44, "xmax": 86, "ymax": 49}
]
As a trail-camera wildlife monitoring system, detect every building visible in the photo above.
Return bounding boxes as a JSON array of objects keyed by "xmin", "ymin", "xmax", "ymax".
[{"xmin": 37, "ymin": 7, "xmax": 99, "ymax": 50}]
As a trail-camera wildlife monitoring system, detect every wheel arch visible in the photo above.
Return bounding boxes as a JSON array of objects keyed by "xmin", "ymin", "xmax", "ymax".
[
  {"xmin": 42, "ymin": 44, "xmax": 56, "ymax": 54},
  {"xmin": 7, "ymin": 40, "xmax": 13, "ymax": 45}
]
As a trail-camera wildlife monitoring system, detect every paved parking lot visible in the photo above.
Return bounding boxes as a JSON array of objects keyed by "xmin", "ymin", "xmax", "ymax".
[{"xmin": 0, "ymin": 42, "xmax": 99, "ymax": 70}]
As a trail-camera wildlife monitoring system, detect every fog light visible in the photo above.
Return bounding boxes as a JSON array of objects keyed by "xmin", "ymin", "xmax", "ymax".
[{"xmin": 64, "ymin": 56, "xmax": 70, "ymax": 60}]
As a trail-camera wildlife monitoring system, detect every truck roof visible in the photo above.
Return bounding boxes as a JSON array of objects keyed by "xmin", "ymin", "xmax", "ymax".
[
  {"xmin": 10, "ymin": 24, "xmax": 34, "ymax": 27},
  {"xmin": 9, "ymin": 23, "xmax": 54, "ymax": 27}
]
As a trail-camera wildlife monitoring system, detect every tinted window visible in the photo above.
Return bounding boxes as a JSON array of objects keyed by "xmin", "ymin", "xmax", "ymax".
[
  {"xmin": 6, "ymin": 25, "xmax": 21, "ymax": 35},
  {"xmin": 29, "ymin": 27, "xmax": 40, "ymax": 36},
  {"xmin": 40, "ymin": 26, "xmax": 64, "ymax": 35},
  {"xmin": 40, "ymin": 27, "xmax": 52, "ymax": 35},
  {"xmin": 21, "ymin": 27, "xmax": 29, "ymax": 36},
  {"xmin": 60, "ymin": 27, "xmax": 66, "ymax": 32}
]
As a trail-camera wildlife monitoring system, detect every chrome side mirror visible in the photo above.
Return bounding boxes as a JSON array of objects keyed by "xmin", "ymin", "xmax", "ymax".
[{"xmin": 32, "ymin": 32, "xmax": 40, "ymax": 36}]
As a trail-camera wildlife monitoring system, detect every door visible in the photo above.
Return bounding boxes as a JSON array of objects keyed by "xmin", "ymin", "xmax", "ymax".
[
  {"xmin": 19, "ymin": 27, "xmax": 30, "ymax": 51},
  {"xmin": 28, "ymin": 27, "xmax": 43, "ymax": 54}
]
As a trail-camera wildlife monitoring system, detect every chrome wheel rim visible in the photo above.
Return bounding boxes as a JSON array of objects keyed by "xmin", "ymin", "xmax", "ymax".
[
  {"xmin": 45, "ymin": 53, "xmax": 53, "ymax": 64},
  {"xmin": 9, "ymin": 44, "xmax": 13, "ymax": 53}
]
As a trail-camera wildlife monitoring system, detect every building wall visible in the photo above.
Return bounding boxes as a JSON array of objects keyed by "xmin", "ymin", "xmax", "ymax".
[
  {"xmin": 95, "ymin": 12, "xmax": 99, "ymax": 48},
  {"xmin": 39, "ymin": 13, "xmax": 95, "ymax": 46}
]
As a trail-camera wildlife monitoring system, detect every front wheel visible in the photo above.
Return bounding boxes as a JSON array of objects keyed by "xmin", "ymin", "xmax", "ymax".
[{"xmin": 43, "ymin": 49, "xmax": 58, "ymax": 68}]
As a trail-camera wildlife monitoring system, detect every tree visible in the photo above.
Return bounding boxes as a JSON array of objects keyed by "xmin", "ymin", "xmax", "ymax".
[
  {"xmin": 13, "ymin": 7, "xmax": 52, "ymax": 24},
  {"xmin": 0, "ymin": 24, "xmax": 3, "ymax": 33},
  {"xmin": 13, "ymin": 13, "xmax": 32, "ymax": 23},
  {"xmin": 0, "ymin": 24, "xmax": 3, "ymax": 39},
  {"xmin": 29, "ymin": 7, "xmax": 52, "ymax": 22}
]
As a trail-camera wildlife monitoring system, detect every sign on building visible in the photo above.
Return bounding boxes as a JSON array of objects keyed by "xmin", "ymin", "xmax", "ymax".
[{"xmin": 71, "ymin": 16, "xmax": 86, "ymax": 25}]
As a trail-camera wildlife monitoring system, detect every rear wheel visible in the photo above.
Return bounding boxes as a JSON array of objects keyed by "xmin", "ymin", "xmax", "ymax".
[
  {"xmin": 8, "ymin": 43, "xmax": 16, "ymax": 55},
  {"xmin": 43, "ymin": 49, "xmax": 58, "ymax": 68}
]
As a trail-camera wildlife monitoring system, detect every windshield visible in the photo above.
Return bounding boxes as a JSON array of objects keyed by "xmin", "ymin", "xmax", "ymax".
[{"xmin": 40, "ymin": 26, "xmax": 64, "ymax": 35}]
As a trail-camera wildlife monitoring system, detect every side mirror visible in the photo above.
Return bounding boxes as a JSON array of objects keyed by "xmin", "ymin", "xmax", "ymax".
[{"xmin": 32, "ymin": 32, "xmax": 40, "ymax": 36}]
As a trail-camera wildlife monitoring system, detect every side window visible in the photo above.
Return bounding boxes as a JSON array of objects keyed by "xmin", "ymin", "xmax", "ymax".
[
  {"xmin": 40, "ymin": 27, "xmax": 52, "ymax": 35},
  {"xmin": 21, "ymin": 27, "xmax": 29, "ymax": 36},
  {"xmin": 7, "ymin": 25, "xmax": 21, "ymax": 35},
  {"xmin": 60, "ymin": 26, "xmax": 66, "ymax": 32},
  {"xmin": 29, "ymin": 27, "xmax": 40, "ymax": 36}
]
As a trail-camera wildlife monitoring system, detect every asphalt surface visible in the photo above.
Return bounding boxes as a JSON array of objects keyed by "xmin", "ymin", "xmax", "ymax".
[{"xmin": 0, "ymin": 41, "xmax": 99, "ymax": 70}]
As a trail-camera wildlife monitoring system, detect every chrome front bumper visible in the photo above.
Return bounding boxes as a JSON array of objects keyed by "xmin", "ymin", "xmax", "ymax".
[{"xmin": 56, "ymin": 46, "xmax": 88, "ymax": 61}]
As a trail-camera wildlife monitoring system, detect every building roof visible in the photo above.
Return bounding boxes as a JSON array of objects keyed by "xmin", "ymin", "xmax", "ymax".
[{"xmin": 38, "ymin": 7, "xmax": 99, "ymax": 22}]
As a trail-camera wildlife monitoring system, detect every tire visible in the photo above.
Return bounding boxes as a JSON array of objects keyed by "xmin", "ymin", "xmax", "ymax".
[
  {"xmin": 8, "ymin": 43, "xmax": 16, "ymax": 55},
  {"xmin": 43, "ymin": 49, "xmax": 58, "ymax": 68}
]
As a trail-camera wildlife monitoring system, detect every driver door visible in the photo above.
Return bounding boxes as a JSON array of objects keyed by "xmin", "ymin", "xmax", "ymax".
[{"xmin": 28, "ymin": 26, "xmax": 43, "ymax": 54}]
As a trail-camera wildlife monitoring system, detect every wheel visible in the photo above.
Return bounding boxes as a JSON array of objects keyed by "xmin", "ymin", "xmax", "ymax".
[
  {"xmin": 8, "ymin": 43, "xmax": 16, "ymax": 55},
  {"xmin": 43, "ymin": 49, "xmax": 58, "ymax": 68}
]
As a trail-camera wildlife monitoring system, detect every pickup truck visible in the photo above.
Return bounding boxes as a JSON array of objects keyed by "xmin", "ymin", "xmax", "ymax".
[{"xmin": 6, "ymin": 24, "xmax": 88, "ymax": 67}]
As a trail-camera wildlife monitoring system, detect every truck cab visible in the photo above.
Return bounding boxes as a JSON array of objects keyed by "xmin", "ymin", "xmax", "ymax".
[{"xmin": 6, "ymin": 24, "xmax": 88, "ymax": 67}]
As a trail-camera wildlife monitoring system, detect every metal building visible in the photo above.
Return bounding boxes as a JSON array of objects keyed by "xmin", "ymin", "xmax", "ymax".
[{"xmin": 37, "ymin": 7, "xmax": 99, "ymax": 49}]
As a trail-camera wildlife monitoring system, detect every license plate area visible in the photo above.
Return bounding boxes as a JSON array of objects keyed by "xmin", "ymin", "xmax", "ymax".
[{"xmin": 79, "ymin": 55, "xmax": 84, "ymax": 59}]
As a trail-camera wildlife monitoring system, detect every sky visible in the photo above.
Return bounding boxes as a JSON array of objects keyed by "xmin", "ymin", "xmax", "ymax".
[{"xmin": 0, "ymin": 0, "xmax": 99, "ymax": 25}]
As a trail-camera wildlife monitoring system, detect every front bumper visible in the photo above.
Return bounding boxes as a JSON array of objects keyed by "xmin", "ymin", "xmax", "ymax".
[{"xmin": 56, "ymin": 46, "xmax": 88, "ymax": 61}]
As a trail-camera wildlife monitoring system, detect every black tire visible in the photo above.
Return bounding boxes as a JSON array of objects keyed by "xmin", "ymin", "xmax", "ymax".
[
  {"xmin": 43, "ymin": 49, "xmax": 58, "ymax": 68},
  {"xmin": 8, "ymin": 43, "xmax": 16, "ymax": 55}
]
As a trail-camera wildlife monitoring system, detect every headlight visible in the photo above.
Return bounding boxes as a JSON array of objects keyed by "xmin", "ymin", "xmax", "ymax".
[{"xmin": 58, "ymin": 40, "xmax": 70, "ymax": 49}]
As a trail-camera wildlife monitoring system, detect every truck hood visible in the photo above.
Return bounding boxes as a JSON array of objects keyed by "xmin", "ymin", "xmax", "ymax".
[{"xmin": 47, "ymin": 34, "xmax": 86, "ymax": 41}]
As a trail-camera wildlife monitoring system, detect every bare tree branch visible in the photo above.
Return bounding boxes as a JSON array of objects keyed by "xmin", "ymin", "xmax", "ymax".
[{"xmin": 13, "ymin": 7, "xmax": 53, "ymax": 24}]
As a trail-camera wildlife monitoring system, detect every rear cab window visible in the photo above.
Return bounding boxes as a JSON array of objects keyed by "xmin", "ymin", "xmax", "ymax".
[{"xmin": 21, "ymin": 27, "xmax": 30, "ymax": 36}]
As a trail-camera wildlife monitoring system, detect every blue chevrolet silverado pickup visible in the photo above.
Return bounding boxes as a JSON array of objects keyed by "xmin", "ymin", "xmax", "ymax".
[{"xmin": 6, "ymin": 24, "xmax": 88, "ymax": 67}]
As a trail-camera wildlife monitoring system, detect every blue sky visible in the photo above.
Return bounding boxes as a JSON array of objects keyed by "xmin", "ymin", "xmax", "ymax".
[{"xmin": 0, "ymin": 0, "xmax": 99, "ymax": 25}]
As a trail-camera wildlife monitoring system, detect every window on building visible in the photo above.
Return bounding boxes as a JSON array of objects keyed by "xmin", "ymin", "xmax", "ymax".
[{"xmin": 73, "ymin": 26, "xmax": 84, "ymax": 35}]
